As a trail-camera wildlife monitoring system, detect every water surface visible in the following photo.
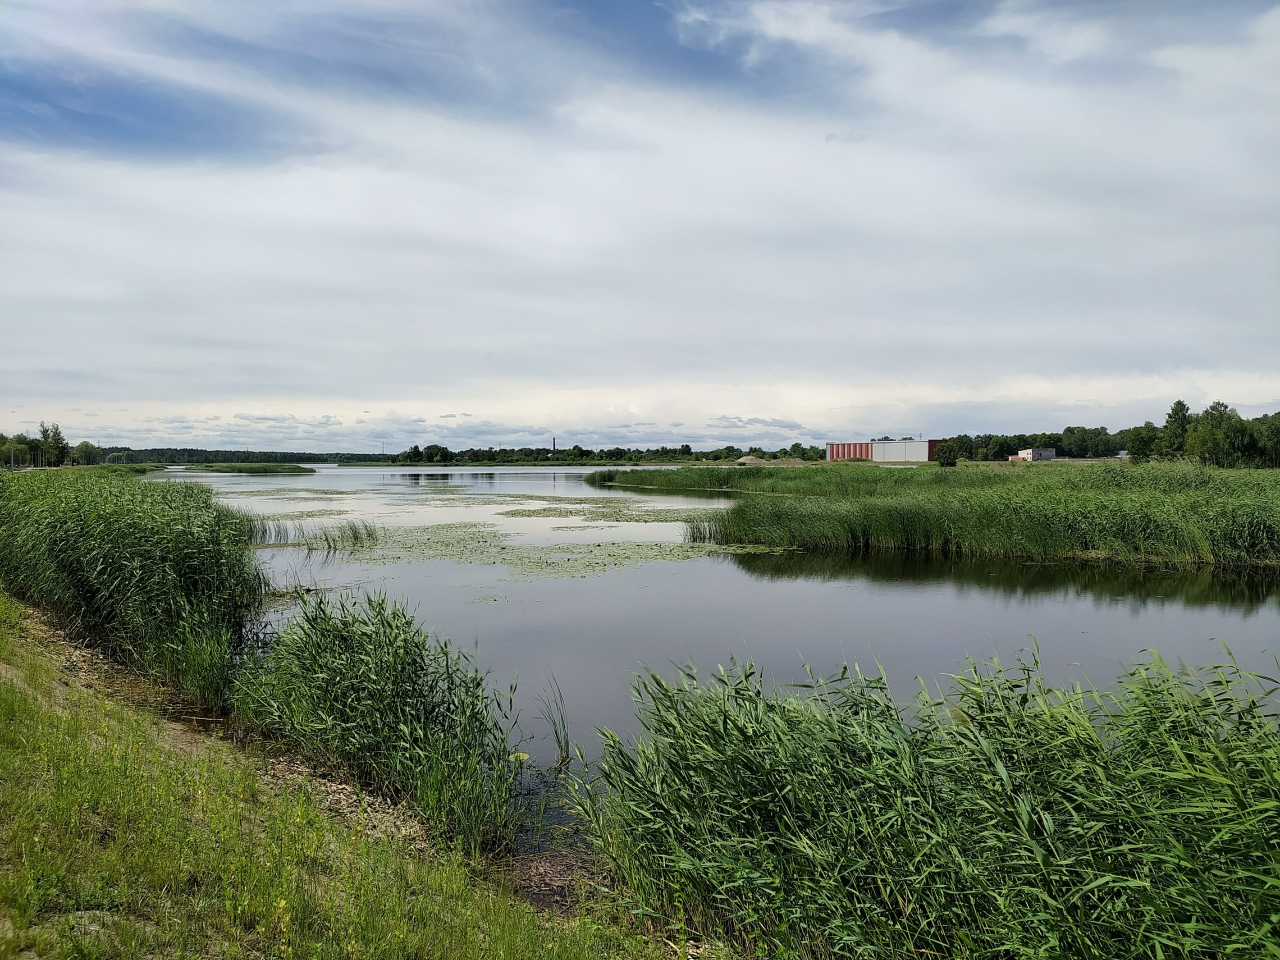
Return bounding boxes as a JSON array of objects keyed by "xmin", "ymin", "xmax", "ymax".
[{"xmin": 159, "ymin": 465, "xmax": 1280, "ymax": 763}]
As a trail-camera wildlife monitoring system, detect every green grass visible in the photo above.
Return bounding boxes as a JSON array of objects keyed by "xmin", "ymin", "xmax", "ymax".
[
  {"xmin": 0, "ymin": 591, "xmax": 666, "ymax": 960},
  {"xmin": 235, "ymin": 592, "xmax": 519, "ymax": 856},
  {"xmin": 577, "ymin": 651, "xmax": 1280, "ymax": 958},
  {"xmin": 589, "ymin": 461, "xmax": 1280, "ymax": 567},
  {"xmin": 185, "ymin": 462, "xmax": 317, "ymax": 474},
  {"xmin": 0, "ymin": 468, "xmax": 268, "ymax": 706}
]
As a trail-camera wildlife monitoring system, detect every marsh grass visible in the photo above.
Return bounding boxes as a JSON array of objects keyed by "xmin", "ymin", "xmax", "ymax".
[
  {"xmin": 577, "ymin": 652, "xmax": 1280, "ymax": 958},
  {"xmin": 185, "ymin": 462, "xmax": 317, "ymax": 474},
  {"xmin": 592, "ymin": 462, "xmax": 1280, "ymax": 567},
  {"xmin": 234, "ymin": 592, "xmax": 521, "ymax": 855},
  {"xmin": 0, "ymin": 468, "xmax": 267, "ymax": 706},
  {"xmin": 0, "ymin": 591, "xmax": 665, "ymax": 960}
]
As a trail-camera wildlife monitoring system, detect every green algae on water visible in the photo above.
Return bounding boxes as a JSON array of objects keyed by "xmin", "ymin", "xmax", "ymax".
[{"xmin": 347, "ymin": 522, "xmax": 769, "ymax": 580}]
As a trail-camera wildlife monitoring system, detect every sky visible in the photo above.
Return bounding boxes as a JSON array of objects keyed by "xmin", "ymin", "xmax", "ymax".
[{"xmin": 1, "ymin": 0, "xmax": 1277, "ymax": 452}]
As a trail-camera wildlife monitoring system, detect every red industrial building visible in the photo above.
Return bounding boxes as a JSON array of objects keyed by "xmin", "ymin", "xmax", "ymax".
[{"xmin": 828, "ymin": 439, "xmax": 946, "ymax": 463}]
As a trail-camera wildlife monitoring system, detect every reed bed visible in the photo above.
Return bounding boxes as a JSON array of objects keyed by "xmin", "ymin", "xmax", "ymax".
[
  {"xmin": 578, "ymin": 654, "xmax": 1280, "ymax": 958},
  {"xmin": 0, "ymin": 470, "xmax": 518, "ymax": 849},
  {"xmin": 234, "ymin": 592, "xmax": 520, "ymax": 854},
  {"xmin": 591, "ymin": 462, "xmax": 1280, "ymax": 567},
  {"xmin": 184, "ymin": 462, "xmax": 317, "ymax": 474},
  {"xmin": 0, "ymin": 468, "xmax": 267, "ymax": 704}
]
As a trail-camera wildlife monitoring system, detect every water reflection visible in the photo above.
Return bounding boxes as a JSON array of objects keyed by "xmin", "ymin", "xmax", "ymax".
[{"xmin": 729, "ymin": 552, "xmax": 1280, "ymax": 614}]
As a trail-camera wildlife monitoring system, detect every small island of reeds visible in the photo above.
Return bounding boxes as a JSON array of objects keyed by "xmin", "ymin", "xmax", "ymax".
[
  {"xmin": 185, "ymin": 462, "xmax": 317, "ymax": 474},
  {"xmin": 588, "ymin": 460, "xmax": 1280, "ymax": 568}
]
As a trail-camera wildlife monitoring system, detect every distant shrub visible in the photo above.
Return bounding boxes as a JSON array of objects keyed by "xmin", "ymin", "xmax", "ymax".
[{"xmin": 934, "ymin": 441, "xmax": 960, "ymax": 467}]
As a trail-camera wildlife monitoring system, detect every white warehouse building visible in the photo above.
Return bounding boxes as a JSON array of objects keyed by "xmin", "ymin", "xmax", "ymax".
[{"xmin": 827, "ymin": 440, "xmax": 945, "ymax": 463}]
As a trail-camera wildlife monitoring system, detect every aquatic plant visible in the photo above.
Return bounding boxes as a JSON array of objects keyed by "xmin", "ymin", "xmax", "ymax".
[
  {"xmin": 234, "ymin": 592, "xmax": 520, "ymax": 854},
  {"xmin": 578, "ymin": 653, "xmax": 1280, "ymax": 957},
  {"xmin": 592, "ymin": 462, "xmax": 1280, "ymax": 567},
  {"xmin": 0, "ymin": 468, "xmax": 266, "ymax": 704},
  {"xmin": 185, "ymin": 462, "xmax": 316, "ymax": 474}
]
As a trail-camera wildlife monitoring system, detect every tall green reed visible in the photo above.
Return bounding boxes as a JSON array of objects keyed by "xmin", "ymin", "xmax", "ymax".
[
  {"xmin": 234, "ymin": 592, "xmax": 521, "ymax": 855},
  {"xmin": 577, "ymin": 653, "xmax": 1280, "ymax": 958},
  {"xmin": 0, "ymin": 468, "xmax": 267, "ymax": 705},
  {"xmin": 593, "ymin": 462, "xmax": 1280, "ymax": 567}
]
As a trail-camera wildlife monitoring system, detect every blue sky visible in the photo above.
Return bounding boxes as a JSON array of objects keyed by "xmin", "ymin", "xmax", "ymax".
[{"xmin": 2, "ymin": 0, "xmax": 1277, "ymax": 450}]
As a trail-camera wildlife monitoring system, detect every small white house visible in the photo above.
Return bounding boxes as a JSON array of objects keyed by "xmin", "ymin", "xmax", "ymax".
[{"xmin": 1017, "ymin": 448, "xmax": 1055, "ymax": 461}]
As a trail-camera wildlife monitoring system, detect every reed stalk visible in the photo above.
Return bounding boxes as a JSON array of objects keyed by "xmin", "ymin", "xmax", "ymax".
[{"xmin": 576, "ymin": 652, "xmax": 1280, "ymax": 957}]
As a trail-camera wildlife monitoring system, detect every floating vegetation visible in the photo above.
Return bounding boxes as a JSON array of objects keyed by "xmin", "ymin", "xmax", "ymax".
[
  {"xmin": 497, "ymin": 500, "xmax": 713, "ymax": 525},
  {"xmin": 348, "ymin": 522, "xmax": 767, "ymax": 579},
  {"xmin": 259, "ymin": 508, "xmax": 353, "ymax": 521}
]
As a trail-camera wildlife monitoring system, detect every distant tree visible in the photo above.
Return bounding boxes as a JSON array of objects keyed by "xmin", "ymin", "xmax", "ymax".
[
  {"xmin": 679, "ymin": 444, "xmax": 692, "ymax": 457},
  {"xmin": 72, "ymin": 440, "xmax": 100, "ymax": 465},
  {"xmin": 1162, "ymin": 400, "xmax": 1191, "ymax": 455},
  {"xmin": 38, "ymin": 422, "xmax": 70, "ymax": 467},
  {"xmin": 1125, "ymin": 422, "xmax": 1159, "ymax": 463},
  {"xmin": 934, "ymin": 441, "xmax": 960, "ymax": 467},
  {"xmin": 947, "ymin": 435, "xmax": 976, "ymax": 460},
  {"xmin": 1060, "ymin": 426, "xmax": 1118, "ymax": 459},
  {"xmin": 1185, "ymin": 400, "xmax": 1253, "ymax": 467}
]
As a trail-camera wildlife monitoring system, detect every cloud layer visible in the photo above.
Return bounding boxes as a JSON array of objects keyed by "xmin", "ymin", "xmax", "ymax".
[{"xmin": 2, "ymin": 0, "xmax": 1277, "ymax": 450}]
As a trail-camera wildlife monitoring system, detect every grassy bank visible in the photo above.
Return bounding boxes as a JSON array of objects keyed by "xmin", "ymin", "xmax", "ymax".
[
  {"xmin": 579, "ymin": 653, "xmax": 1280, "ymax": 958},
  {"xmin": 185, "ymin": 462, "xmax": 317, "ymax": 474},
  {"xmin": 0, "ymin": 592, "xmax": 664, "ymax": 960},
  {"xmin": 0, "ymin": 468, "xmax": 521, "ymax": 852},
  {"xmin": 589, "ymin": 461, "xmax": 1280, "ymax": 567}
]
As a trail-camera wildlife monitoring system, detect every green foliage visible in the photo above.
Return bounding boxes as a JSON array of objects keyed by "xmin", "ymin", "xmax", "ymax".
[
  {"xmin": 71, "ymin": 440, "xmax": 100, "ymax": 465},
  {"xmin": 234, "ymin": 593, "xmax": 520, "ymax": 855},
  {"xmin": 395, "ymin": 443, "xmax": 761, "ymax": 465},
  {"xmin": 38, "ymin": 421, "xmax": 71, "ymax": 468},
  {"xmin": 1163, "ymin": 398, "xmax": 1192, "ymax": 453},
  {"xmin": 0, "ymin": 468, "xmax": 267, "ymax": 705},
  {"xmin": 184, "ymin": 462, "xmax": 317, "ymax": 474},
  {"xmin": 0, "ymin": 613, "xmax": 662, "ymax": 960},
  {"xmin": 579, "ymin": 653, "xmax": 1280, "ymax": 958},
  {"xmin": 933, "ymin": 440, "xmax": 960, "ymax": 467},
  {"xmin": 596, "ymin": 460, "xmax": 1280, "ymax": 567}
]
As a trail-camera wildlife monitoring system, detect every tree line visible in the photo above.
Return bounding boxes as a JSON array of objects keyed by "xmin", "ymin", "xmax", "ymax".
[
  {"xmin": 393, "ymin": 442, "xmax": 827, "ymax": 464},
  {"xmin": 0, "ymin": 423, "xmax": 96, "ymax": 469},
  {"xmin": 6, "ymin": 401, "xmax": 1277, "ymax": 471},
  {"xmin": 935, "ymin": 401, "xmax": 1280, "ymax": 468}
]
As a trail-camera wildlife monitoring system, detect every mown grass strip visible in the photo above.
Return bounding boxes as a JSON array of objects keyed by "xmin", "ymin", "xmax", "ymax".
[{"xmin": 589, "ymin": 462, "xmax": 1280, "ymax": 567}]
